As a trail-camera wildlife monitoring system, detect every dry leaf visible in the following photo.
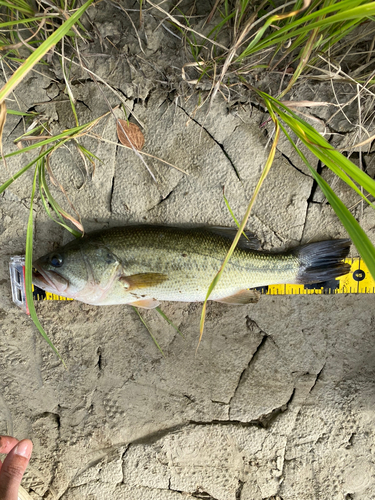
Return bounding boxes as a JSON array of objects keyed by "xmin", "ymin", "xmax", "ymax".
[{"xmin": 117, "ymin": 120, "xmax": 145, "ymax": 150}]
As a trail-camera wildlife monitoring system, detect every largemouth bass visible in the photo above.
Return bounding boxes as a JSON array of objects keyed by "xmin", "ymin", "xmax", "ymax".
[{"xmin": 32, "ymin": 225, "xmax": 351, "ymax": 308}]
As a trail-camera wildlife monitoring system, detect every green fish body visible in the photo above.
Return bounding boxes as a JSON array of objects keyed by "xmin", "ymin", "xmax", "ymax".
[{"xmin": 33, "ymin": 225, "xmax": 351, "ymax": 308}]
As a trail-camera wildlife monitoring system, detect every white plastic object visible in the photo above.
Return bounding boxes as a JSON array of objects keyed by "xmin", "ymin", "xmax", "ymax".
[{"xmin": 9, "ymin": 256, "xmax": 29, "ymax": 314}]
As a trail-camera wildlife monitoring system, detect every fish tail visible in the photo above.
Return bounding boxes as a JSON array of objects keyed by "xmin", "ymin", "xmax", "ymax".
[{"xmin": 294, "ymin": 239, "xmax": 351, "ymax": 284}]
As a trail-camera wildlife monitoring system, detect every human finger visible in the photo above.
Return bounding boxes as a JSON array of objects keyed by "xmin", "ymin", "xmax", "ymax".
[
  {"xmin": 0, "ymin": 436, "xmax": 19, "ymax": 475},
  {"xmin": 0, "ymin": 439, "xmax": 33, "ymax": 500},
  {"xmin": 0, "ymin": 436, "xmax": 19, "ymax": 455}
]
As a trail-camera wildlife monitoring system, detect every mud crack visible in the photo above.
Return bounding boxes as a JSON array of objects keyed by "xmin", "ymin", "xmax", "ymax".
[
  {"xmin": 281, "ymin": 152, "xmax": 312, "ymax": 178},
  {"xmin": 308, "ymin": 363, "xmax": 325, "ymax": 394},
  {"xmin": 192, "ymin": 489, "xmax": 220, "ymax": 500},
  {"xmin": 235, "ymin": 480, "xmax": 245, "ymax": 500},
  {"xmin": 228, "ymin": 327, "xmax": 268, "ymax": 413},
  {"xmin": 155, "ymin": 189, "xmax": 174, "ymax": 207},
  {"xmin": 170, "ymin": 97, "xmax": 242, "ymax": 181},
  {"xmin": 96, "ymin": 346, "xmax": 103, "ymax": 373},
  {"xmin": 109, "ymin": 144, "xmax": 119, "ymax": 213},
  {"xmin": 300, "ymin": 159, "xmax": 324, "ymax": 241}
]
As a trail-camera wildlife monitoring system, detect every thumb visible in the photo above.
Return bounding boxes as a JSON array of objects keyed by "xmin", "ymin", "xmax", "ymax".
[{"xmin": 0, "ymin": 439, "xmax": 33, "ymax": 500}]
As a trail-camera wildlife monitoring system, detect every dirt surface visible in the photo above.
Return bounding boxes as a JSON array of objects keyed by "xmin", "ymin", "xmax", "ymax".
[{"xmin": 1, "ymin": 2, "xmax": 375, "ymax": 499}]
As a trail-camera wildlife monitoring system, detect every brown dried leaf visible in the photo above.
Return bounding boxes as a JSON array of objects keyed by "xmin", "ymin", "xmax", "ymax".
[{"xmin": 117, "ymin": 120, "xmax": 145, "ymax": 150}]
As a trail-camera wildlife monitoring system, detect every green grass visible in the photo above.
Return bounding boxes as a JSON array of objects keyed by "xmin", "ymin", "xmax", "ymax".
[
  {"xmin": 132, "ymin": 306, "xmax": 165, "ymax": 356},
  {"xmin": 176, "ymin": 0, "xmax": 375, "ymax": 79},
  {"xmin": 25, "ymin": 161, "xmax": 65, "ymax": 366},
  {"xmin": 155, "ymin": 306, "xmax": 184, "ymax": 337}
]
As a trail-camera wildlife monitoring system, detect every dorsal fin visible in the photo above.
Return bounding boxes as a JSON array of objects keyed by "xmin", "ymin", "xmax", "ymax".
[{"xmin": 205, "ymin": 226, "xmax": 261, "ymax": 250}]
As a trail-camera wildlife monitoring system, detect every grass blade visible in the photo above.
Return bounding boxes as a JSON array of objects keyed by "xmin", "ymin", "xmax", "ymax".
[
  {"xmin": 155, "ymin": 306, "xmax": 184, "ymax": 337},
  {"xmin": 0, "ymin": 146, "xmax": 54, "ymax": 194},
  {"xmin": 310, "ymin": 169, "xmax": 375, "ymax": 280},
  {"xmin": 241, "ymin": 1, "xmax": 374, "ymax": 58},
  {"xmin": 223, "ymin": 188, "xmax": 249, "ymax": 240},
  {"xmin": 7, "ymin": 109, "xmax": 37, "ymax": 116},
  {"xmin": 4, "ymin": 121, "xmax": 93, "ymax": 159},
  {"xmin": 25, "ymin": 165, "xmax": 65, "ymax": 365},
  {"xmin": 198, "ymin": 119, "xmax": 280, "ymax": 347},
  {"xmin": 132, "ymin": 306, "xmax": 165, "ymax": 356},
  {"xmin": 0, "ymin": 111, "xmax": 109, "ymax": 194},
  {"xmin": 259, "ymin": 92, "xmax": 375, "ymax": 200},
  {"xmin": 39, "ymin": 159, "xmax": 83, "ymax": 236},
  {"xmin": 272, "ymin": 113, "xmax": 375, "ymax": 280}
]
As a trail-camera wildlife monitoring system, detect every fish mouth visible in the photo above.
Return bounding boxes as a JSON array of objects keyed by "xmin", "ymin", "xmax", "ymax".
[{"xmin": 32, "ymin": 265, "xmax": 69, "ymax": 294}]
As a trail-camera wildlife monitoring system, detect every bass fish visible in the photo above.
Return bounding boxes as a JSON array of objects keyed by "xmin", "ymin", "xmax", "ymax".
[{"xmin": 33, "ymin": 225, "xmax": 351, "ymax": 308}]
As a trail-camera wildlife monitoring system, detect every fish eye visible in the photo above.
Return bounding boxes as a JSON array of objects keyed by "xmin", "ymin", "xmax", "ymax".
[{"xmin": 50, "ymin": 254, "xmax": 63, "ymax": 268}]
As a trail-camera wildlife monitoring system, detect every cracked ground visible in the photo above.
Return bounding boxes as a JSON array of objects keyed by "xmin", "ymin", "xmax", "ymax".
[{"xmin": 1, "ymin": 2, "xmax": 375, "ymax": 499}]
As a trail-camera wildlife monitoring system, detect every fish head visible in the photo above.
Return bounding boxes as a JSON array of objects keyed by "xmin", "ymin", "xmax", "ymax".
[
  {"xmin": 33, "ymin": 240, "xmax": 88, "ymax": 298},
  {"xmin": 33, "ymin": 239, "xmax": 122, "ymax": 303}
]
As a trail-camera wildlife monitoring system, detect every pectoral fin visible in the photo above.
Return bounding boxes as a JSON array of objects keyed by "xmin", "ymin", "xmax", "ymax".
[
  {"xmin": 130, "ymin": 298, "xmax": 160, "ymax": 309},
  {"xmin": 215, "ymin": 289, "xmax": 260, "ymax": 305},
  {"xmin": 120, "ymin": 273, "xmax": 168, "ymax": 290}
]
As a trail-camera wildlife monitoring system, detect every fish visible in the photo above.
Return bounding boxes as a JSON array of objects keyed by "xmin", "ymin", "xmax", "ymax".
[{"xmin": 32, "ymin": 225, "xmax": 351, "ymax": 308}]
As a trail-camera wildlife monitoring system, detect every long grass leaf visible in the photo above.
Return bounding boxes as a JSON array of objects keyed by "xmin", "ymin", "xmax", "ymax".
[
  {"xmin": 199, "ymin": 120, "xmax": 280, "ymax": 346},
  {"xmin": 259, "ymin": 92, "xmax": 375, "ymax": 198},
  {"xmin": 7, "ymin": 109, "xmax": 37, "ymax": 116},
  {"xmin": 241, "ymin": 1, "xmax": 373, "ymax": 58},
  {"xmin": 25, "ymin": 165, "xmax": 65, "ymax": 365},
  {"xmin": 0, "ymin": 146, "xmax": 54, "ymax": 194},
  {"xmin": 0, "ymin": 16, "xmax": 55, "ymax": 28},
  {"xmin": 223, "ymin": 189, "xmax": 249, "ymax": 239},
  {"xmin": 272, "ymin": 115, "xmax": 375, "ymax": 281},
  {"xmin": 310, "ymin": 169, "xmax": 375, "ymax": 280},
  {"xmin": 4, "ymin": 122, "xmax": 91, "ymax": 159},
  {"xmin": 39, "ymin": 160, "xmax": 83, "ymax": 235},
  {"xmin": 0, "ymin": 0, "xmax": 33, "ymax": 14},
  {"xmin": 0, "ymin": 132, "xmax": 77, "ymax": 193},
  {"xmin": 272, "ymin": 107, "xmax": 375, "ymax": 207},
  {"xmin": 155, "ymin": 306, "xmax": 184, "ymax": 337},
  {"xmin": 132, "ymin": 306, "xmax": 165, "ymax": 356}
]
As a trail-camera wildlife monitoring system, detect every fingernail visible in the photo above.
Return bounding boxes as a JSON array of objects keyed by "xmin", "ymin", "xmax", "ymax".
[{"xmin": 14, "ymin": 440, "xmax": 32, "ymax": 459}]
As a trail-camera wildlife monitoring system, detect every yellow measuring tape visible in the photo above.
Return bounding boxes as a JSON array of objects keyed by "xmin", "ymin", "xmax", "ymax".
[
  {"xmin": 266, "ymin": 258, "xmax": 373, "ymax": 295},
  {"xmin": 33, "ymin": 290, "xmax": 74, "ymax": 301},
  {"xmin": 30, "ymin": 258, "xmax": 374, "ymax": 301}
]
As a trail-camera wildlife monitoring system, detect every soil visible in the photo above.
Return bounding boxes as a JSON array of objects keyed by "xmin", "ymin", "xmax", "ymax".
[{"xmin": 1, "ymin": 1, "xmax": 375, "ymax": 499}]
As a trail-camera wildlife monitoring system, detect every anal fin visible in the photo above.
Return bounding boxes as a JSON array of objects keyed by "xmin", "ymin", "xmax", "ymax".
[
  {"xmin": 215, "ymin": 289, "xmax": 260, "ymax": 305},
  {"xmin": 130, "ymin": 298, "xmax": 160, "ymax": 309}
]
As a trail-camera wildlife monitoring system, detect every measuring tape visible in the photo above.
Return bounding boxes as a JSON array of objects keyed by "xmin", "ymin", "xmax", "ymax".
[
  {"xmin": 9, "ymin": 257, "xmax": 374, "ymax": 314},
  {"xmin": 265, "ymin": 258, "xmax": 373, "ymax": 295}
]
